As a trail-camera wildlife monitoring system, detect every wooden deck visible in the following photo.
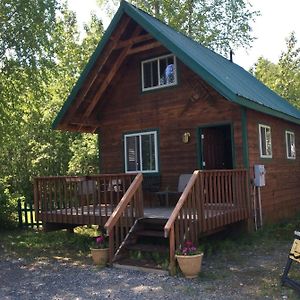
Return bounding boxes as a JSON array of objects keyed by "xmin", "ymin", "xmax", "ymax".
[{"xmin": 34, "ymin": 170, "xmax": 251, "ymax": 272}]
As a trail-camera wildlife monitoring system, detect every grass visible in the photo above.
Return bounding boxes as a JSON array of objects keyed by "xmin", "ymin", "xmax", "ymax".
[
  {"xmin": 0, "ymin": 225, "xmax": 99, "ymax": 263},
  {"xmin": 2, "ymin": 215, "xmax": 300, "ymax": 298},
  {"xmin": 200, "ymin": 214, "xmax": 300, "ymax": 259}
]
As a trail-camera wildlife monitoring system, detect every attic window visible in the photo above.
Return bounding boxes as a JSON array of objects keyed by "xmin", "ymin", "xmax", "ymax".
[{"xmin": 141, "ymin": 54, "xmax": 177, "ymax": 91}]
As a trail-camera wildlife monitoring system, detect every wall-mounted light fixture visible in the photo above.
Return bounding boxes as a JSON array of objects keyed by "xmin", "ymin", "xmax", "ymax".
[{"xmin": 182, "ymin": 132, "xmax": 191, "ymax": 144}]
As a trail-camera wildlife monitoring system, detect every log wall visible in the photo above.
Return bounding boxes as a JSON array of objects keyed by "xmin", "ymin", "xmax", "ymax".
[
  {"xmin": 247, "ymin": 109, "xmax": 300, "ymax": 223},
  {"xmin": 97, "ymin": 47, "xmax": 244, "ymax": 191}
]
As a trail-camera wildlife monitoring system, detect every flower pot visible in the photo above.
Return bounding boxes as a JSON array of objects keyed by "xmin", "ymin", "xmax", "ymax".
[
  {"xmin": 90, "ymin": 248, "xmax": 109, "ymax": 266},
  {"xmin": 175, "ymin": 253, "xmax": 204, "ymax": 278}
]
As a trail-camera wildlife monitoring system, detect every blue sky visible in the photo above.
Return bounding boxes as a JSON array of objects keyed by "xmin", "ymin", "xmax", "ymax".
[{"xmin": 68, "ymin": 0, "xmax": 300, "ymax": 70}]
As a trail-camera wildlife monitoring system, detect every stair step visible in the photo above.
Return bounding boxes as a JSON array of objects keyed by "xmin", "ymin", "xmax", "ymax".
[
  {"xmin": 135, "ymin": 229, "xmax": 164, "ymax": 237},
  {"xmin": 126, "ymin": 243, "xmax": 168, "ymax": 253},
  {"xmin": 140, "ymin": 218, "xmax": 167, "ymax": 225}
]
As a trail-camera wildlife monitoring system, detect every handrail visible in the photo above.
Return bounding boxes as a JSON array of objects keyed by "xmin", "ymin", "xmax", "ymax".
[
  {"xmin": 104, "ymin": 173, "xmax": 143, "ymax": 231},
  {"xmin": 34, "ymin": 173, "xmax": 137, "ymax": 180},
  {"xmin": 104, "ymin": 173, "xmax": 144, "ymax": 264},
  {"xmin": 164, "ymin": 170, "xmax": 200, "ymax": 238}
]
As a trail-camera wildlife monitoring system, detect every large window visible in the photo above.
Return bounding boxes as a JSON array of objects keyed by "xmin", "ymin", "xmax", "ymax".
[
  {"xmin": 286, "ymin": 130, "xmax": 296, "ymax": 159},
  {"xmin": 259, "ymin": 124, "xmax": 272, "ymax": 158},
  {"xmin": 141, "ymin": 54, "xmax": 177, "ymax": 91},
  {"xmin": 124, "ymin": 131, "xmax": 158, "ymax": 173}
]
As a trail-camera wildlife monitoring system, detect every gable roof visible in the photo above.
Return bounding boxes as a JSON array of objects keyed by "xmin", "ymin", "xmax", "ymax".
[{"xmin": 53, "ymin": 1, "xmax": 300, "ymax": 129}]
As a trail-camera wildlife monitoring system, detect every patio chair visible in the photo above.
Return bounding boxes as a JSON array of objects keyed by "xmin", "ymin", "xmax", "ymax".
[{"xmin": 156, "ymin": 174, "xmax": 192, "ymax": 206}]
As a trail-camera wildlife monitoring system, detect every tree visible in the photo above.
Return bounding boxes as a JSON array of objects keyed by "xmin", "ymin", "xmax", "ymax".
[
  {"xmin": 0, "ymin": 1, "xmax": 103, "ymax": 226},
  {"xmin": 98, "ymin": 0, "xmax": 259, "ymax": 55},
  {"xmin": 252, "ymin": 32, "xmax": 300, "ymax": 108}
]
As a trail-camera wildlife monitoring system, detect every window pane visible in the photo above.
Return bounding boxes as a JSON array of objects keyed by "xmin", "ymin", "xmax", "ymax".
[
  {"xmin": 159, "ymin": 58, "xmax": 167, "ymax": 85},
  {"xmin": 141, "ymin": 134, "xmax": 156, "ymax": 171},
  {"xmin": 287, "ymin": 132, "xmax": 296, "ymax": 158},
  {"xmin": 160, "ymin": 56, "xmax": 175, "ymax": 85},
  {"xmin": 152, "ymin": 61, "xmax": 158, "ymax": 86},
  {"xmin": 143, "ymin": 62, "xmax": 152, "ymax": 89},
  {"xmin": 265, "ymin": 127, "xmax": 272, "ymax": 156},
  {"xmin": 287, "ymin": 133, "xmax": 292, "ymax": 157},
  {"xmin": 291, "ymin": 134, "xmax": 296, "ymax": 158},
  {"xmin": 260, "ymin": 127, "xmax": 267, "ymax": 156},
  {"xmin": 126, "ymin": 136, "xmax": 140, "ymax": 171}
]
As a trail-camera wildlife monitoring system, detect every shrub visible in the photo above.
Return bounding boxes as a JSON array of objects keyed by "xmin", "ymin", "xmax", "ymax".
[{"xmin": 0, "ymin": 176, "xmax": 19, "ymax": 228}]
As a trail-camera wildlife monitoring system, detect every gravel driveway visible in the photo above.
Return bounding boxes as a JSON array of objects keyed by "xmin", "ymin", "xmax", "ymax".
[{"xmin": 0, "ymin": 241, "xmax": 296, "ymax": 300}]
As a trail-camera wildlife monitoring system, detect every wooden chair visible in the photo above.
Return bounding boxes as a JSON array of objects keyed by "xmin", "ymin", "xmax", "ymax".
[{"xmin": 156, "ymin": 174, "xmax": 192, "ymax": 206}]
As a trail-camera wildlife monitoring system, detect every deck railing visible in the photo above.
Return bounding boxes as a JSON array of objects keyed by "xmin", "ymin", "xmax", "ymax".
[
  {"xmin": 164, "ymin": 169, "xmax": 250, "ymax": 273},
  {"xmin": 34, "ymin": 173, "xmax": 136, "ymax": 226},
  {"xmin": 104, "ymin": 173, "xmax": 144, "ymax": 264}
]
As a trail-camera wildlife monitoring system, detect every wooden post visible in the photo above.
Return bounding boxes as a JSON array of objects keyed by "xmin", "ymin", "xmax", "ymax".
[
  {"xmin": 169, "ymin": 224, "xmax": 176, "ymax": 276},
  {"xmin": 108, "ymin": 229, "xmax": 114, "ymax": 266}
]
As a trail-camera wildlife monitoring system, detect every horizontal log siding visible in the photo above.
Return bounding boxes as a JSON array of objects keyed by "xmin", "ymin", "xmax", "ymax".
[
  {"xmin": 97, "ymin": 48, "xmax": 244, "ymax": 191},
  {"xmin": 247, "ymin": 110, "xmax": 300, "ymax": 222}
]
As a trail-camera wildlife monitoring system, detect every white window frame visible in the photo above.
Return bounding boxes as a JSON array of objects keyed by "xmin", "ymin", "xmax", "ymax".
[
  {"xmin": 124, "ymin": 130, "xmax": 159, "ymax": 173},
  {"xmin": 141, "ymin": 54, "xmax": 177, "ymax": 92},
  {"xmin": 285, "ymin": 130, "xmax": 296, "ymax": 159},
  {"xmin": 259, "ymin": 124, "xmax": 272, "ymax": 158}
]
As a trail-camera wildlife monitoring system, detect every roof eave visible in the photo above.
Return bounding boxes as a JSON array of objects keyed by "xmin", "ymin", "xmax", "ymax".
[
  {"xmin": 237, "ymin": 95, "xmax": 300, "ymax": 125},
  {"xmin": 52, "ymin": 2, "xmax": 127, "ymax": 130}
]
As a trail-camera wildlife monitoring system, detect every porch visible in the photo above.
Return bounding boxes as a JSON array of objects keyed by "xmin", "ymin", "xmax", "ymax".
[{"xmin": 34, "ymin": 169, "xmax": 251, "ymax": 273}]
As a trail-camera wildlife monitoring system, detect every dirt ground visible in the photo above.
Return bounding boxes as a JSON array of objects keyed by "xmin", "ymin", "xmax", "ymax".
[{"xmin": 1, "ymin": 233, "xmax": 300, "ymax": 300}]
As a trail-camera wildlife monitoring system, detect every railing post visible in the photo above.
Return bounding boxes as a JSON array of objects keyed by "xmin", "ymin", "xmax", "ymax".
[
  {"xmin": 169, "ymin": 224, "xmax": 176, "ymax": 276},
  {"xmin": 108, "ymin": 229, "xmax": 114, "ymax": 266}
]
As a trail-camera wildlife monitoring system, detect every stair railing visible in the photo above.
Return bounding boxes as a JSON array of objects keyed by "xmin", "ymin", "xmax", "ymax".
[
  {"xmin": 104, "ymin": 173, "xmax": 144, "ymax": 264},
  {"xmin": 164, "ymin": 170, "xmax": 202, "ymax": 274},
  {"xmin": 164, "ymin": 169, "xmax": 251, "ymax": 274}
]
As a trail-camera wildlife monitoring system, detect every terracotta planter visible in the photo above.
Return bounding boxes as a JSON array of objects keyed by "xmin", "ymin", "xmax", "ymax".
[
  {"xmin": 90, "ymin": 248, "xmax": 109, "ymax": 266},
  {"xmin": 175, "ymin": 253, "xmax": 204, "ymax": 278}
]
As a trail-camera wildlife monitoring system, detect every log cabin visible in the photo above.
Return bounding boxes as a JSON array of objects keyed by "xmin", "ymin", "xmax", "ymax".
[{"xmin": 34, "ymin": 1, "xmax": 300, "ymax": 272}]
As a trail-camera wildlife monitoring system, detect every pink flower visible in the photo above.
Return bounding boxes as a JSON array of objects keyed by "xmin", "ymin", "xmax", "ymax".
[{"xmin": 96, "ymin": 236, "xmax": 104, "ymax": 244}]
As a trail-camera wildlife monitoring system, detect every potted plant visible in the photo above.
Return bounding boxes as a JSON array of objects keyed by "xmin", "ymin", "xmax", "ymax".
[
  {"xmin": 175, "ymin": 241, "xmax": 204, "ymax": 278},
  {"xmin": 90, "ymin": 233, "xmax": 109, "ymax": 266}
]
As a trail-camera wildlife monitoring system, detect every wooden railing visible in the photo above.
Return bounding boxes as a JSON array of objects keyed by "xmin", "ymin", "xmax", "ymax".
[
  {"xmin": 104, "ymin": 173, "xmax": 144, "ymax": 264},
  {"xmin": 164, "ymin": 169, "xmax": 250, "ymax": 274},
  {"xmin": 34, "ymin": 173, "xmax": 136, "ymax": 226}
]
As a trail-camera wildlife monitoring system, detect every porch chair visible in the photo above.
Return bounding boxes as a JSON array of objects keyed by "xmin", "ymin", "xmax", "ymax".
[{"xmin": 156, "ymin": 174, "xmax": 192, "ymax": 207}]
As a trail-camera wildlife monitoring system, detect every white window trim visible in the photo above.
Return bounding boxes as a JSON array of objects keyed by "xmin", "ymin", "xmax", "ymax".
[
  {"xmin": 259, "ymin": 124, "xmax": 272, "ymax": 158},
  {"xmin": 141, "ymin": 54, "xmax": 177, "ymax": 92},
  {"xmin": 124, "ymin": 130, "xmax": 159, "ymax": 173},
  {"xmin": 285, "ymin": 130, "xmax": 296, "ymax": 160}
]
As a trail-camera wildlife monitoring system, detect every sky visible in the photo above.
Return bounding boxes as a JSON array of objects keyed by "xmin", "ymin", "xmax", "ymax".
[{"xmin": 68, "ymin": 0, "xmax": 300, "ymax": 70}]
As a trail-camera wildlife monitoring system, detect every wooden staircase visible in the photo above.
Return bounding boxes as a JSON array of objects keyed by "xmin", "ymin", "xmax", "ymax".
[
  {"xmin": 113, "ymin": 218, "xmax": 169, "ymax": 273},
  {"xmin": 104, "ymin": 170, "xmax": 251, "ymax": 274}
]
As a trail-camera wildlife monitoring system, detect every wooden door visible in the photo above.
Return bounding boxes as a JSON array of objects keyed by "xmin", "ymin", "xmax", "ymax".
[{"xmin": 200, "ymin": 125, "xmax": 233, "ymax": 170}]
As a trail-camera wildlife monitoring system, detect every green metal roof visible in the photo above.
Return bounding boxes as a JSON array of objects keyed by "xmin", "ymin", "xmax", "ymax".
[{"xmin": 53, "ymin": 1, "xmax": 300, "ymax": 129}]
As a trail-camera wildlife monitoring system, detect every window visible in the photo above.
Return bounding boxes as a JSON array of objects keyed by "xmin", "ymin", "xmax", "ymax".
[
  {"xmin": 259, "ymin": 124, "xmax": 272, "ymax": 158},
  {"xmin": 141, "ymin": 54, "xmax": 177, "ymax": 91},
  {"xmin": 286, "ymin": 130, "xmax": 296, "ymax": 159},
  {"xmin": 124, "ymin": 131, "xmax": 158, "ymax": 173}
]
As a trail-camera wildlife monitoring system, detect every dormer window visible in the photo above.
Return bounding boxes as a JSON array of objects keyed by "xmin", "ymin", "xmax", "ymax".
[{"xmin": 141, "ymin": 54, "xmax": 177, "ymax": 91}]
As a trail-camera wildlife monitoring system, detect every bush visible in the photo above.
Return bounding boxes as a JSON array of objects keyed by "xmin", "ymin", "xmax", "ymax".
[{"xmin": 0, "ymin": 177, "xmax": 19, "ymax": 228}]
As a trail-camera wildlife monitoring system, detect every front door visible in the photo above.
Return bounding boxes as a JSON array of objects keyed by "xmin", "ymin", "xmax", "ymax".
[{"xmin": 199, "ymin": 125, "xmax": 233, "ymax": 170}]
